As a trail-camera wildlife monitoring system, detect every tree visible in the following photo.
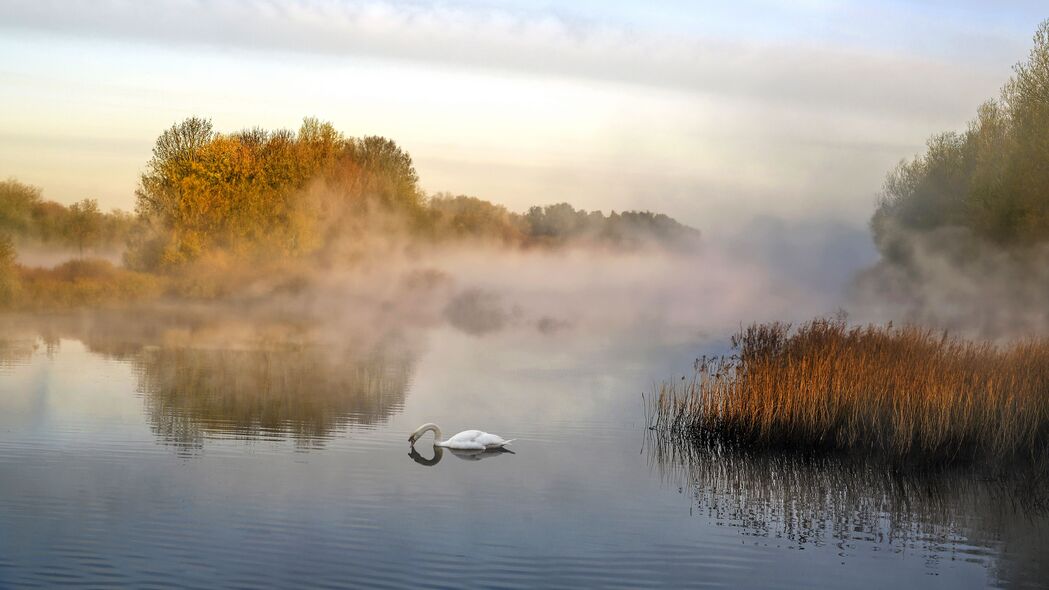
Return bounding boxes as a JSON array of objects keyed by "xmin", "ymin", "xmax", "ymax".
[
  {"xmin": 0, "ymin": 178, "xmax": 42, "ymax": 236},
  {"xmin": 68, "ymin": 199, "xmax": 102, "ymax": 257},
  {"xmin": 341, "ymin": 136, "xmax": 421, "ymax": 209},
  {"xmin": 870, "ymin": 19, "xmax": 1049, "ymax": 254},
  {"xmin": 135, "ymin": 117, "xmax": 214, "ymax": 223},
  {"xmin": 429, "ymin": 194, "xmax": 523, "ymax": 243},
  {"xmin": 129, "ymin": 117, "xmax": 430, "ymax": 270},
  {"xmin": 0, "ymin": 233, "xmax": 19, "ymax": 306}
]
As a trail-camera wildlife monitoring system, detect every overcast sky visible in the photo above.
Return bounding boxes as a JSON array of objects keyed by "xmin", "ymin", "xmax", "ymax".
[{"xmin": 0, "ymin": 1, "xmax": 1046, "ymax": 233}]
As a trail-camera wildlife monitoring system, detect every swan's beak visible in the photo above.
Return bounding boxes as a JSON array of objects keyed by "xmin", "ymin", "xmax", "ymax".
[{"xmin": 408, "ymin": 434, "xmax": 417, "ymax": 445}]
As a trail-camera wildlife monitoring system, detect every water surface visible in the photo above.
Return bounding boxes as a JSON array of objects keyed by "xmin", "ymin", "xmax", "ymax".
[{"xmin": 0, "ymin": 311, "xmax": 1045, "ymax": 588}]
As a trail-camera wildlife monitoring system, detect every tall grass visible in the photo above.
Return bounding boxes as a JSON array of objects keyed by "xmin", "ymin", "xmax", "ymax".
[
  {"xmin": 12, "ymin": 259, "xmax": 163, "ymax": 310},
  {"xmin": 652, "ymin": 319, "xmax": 1049, "ymax": 464}
]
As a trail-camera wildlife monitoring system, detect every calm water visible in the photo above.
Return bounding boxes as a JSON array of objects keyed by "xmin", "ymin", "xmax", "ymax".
[{"xmin": 0, "ymin": 311, "xmax": 1046, "ymax": 589}]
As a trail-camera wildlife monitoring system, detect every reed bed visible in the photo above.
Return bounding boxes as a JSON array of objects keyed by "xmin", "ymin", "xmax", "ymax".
[{"xmin": 651, "ymin": 319, "xmax": 1049, "ymax": 464}]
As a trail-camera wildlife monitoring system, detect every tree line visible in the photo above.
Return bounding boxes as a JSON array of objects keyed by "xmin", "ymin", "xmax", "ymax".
[
  {"xmin": 125, "ymin": 116, "xmax": 699, "ymax": 273},
  {"xmin": 0, "ymin": 179, "xmax": 135, "ymax": 255},
  {"xmin": 871, "ymin": 19, "xmax": 1049, "ymax": 261},
  {"xmin": 0, "ymin": 117, "xmax": 699, "ymax": 307}
]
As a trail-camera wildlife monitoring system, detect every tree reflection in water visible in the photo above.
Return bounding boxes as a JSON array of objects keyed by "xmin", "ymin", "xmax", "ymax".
[
  {"xmin": 0, "ymin": 310, "xmax": 418, "ymax": 450},
  {"xmin": 137, "ymin": 345, "xmax": 414, "ymax": 450},
  {"xmin": 0, "ymin": 338, "xmax": 37, "ymax": 371}
]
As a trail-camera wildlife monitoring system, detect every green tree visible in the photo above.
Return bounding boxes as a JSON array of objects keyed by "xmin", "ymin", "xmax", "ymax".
[
  {"xmin": 0, "ymin": 233, "xmax": 19, "ymax": 306},
  {"xmin": 429, "ymin": 194, "xmax": 524, "ymax": 243},
  {"xmin": 0, "ymin": 178, "xmax": 42, "ymax": 237},
  {"xmin": 68, "ymin": 199, "xmax": 103, "ymax": 257},
  {"xmin": 871, "ymin": 19, "xmax": 1049, "ymax": 255}
]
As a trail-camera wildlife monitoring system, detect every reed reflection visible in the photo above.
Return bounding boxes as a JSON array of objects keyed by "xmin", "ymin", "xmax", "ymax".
[{"xmin": 647, "ymin": 433, "xmax": 1049, "ymax": 584}]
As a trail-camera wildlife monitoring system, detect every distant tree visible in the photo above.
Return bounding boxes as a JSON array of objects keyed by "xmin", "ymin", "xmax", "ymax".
[
  {"xmin": 68, "ymin": 199, "xmax": 103, "ymax": 257},
  {"xmin": 518, "ymin": 202, "xmax": 699, "ymax": 249},
  {"xmin": 341, "ymin": 136, "xmax": 421, "ymax": 209},
  {"xmin": 0, "ymin": 233, "xmax": 19, "ymax": 306},
  {"xmin": 429, "ymin": 194, "xmax": 524, "ymax": 243},
  {"xmin": 0, "ymin": 178, "xmax": 42, "ymax": 236}
]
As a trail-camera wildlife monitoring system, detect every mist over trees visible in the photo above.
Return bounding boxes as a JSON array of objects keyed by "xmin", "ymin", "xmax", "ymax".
[
  {"xmin": 129, "ymin": 117, "xmax": 426, "ymax": 271},
  {"xmin": 127, "ymin": 116, "xmax": 699, "ymax": 274},
  {"xmin": 871, "ymin": 20, "xmax": 1049, "ymax": 257},
  {"xmin": 0, "ymin": 179, "xmax": 134, "ymax": 254},
  {"xmin": 856, "ymin": 20, "xmax": 1049, "ymax": 338},
  {"xmin": 428, "ymin": 195, "xmax": 699, "ymax": 249},
  {"xmin": 0, "ymin": 117, "xmax": 699, "ymax": 309}
]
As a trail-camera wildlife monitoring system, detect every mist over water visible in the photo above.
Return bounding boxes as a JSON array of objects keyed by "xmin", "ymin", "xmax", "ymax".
[
  {"xmin": 1, "ymin": 284, "xmax": 1045, "ymax": 588},
  {"xmin": 1, "ymin": 217, "xmax": 1045, "ymax": 590},
  {"xmin": 849, "ymin": 225, "xmax": 1049, "ymax": 341}
]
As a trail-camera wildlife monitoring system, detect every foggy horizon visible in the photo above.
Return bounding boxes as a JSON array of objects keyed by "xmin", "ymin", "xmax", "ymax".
[{"xmin": 3, "ymin": 1, "xmax": 1047, "ymax": 234}]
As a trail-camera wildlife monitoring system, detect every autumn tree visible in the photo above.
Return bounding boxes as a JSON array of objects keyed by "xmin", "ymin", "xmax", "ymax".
[
  {"xmin": 0, "ymin": 179, "xmax": 134, "ymax": 252},
  {"xmin": 0, "ymin": 178, "xmax": 42, "ymax": 236},
  {"xmin": 429, "ymin": 194, "xmax": 524, "ymax": 243},
  {"xmin": 67, "ymin": 199, "xmax": 103, "ymax": 257},
  {"xmin": 130, "ymin": 117, "xmax": 426, "ymax": 271},
  {"xmin": 0, "ymin": 233, "xmax": 19, "ymax": 306}
]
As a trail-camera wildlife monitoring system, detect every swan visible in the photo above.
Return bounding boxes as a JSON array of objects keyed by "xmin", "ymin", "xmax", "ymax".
[{"xmin": 408, "ymin": 423, "xmax": 514, "ymax": 450}]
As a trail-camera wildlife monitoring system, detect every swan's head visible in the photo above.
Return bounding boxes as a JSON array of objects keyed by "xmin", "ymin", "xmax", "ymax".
[{"xmin": 409, "ymin": 423, "xmax": 441, "ymax": 445}]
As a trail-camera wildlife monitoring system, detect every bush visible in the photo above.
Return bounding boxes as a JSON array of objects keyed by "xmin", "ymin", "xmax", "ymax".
[{"xmin": 16, "ymin": 259, "xmax": 163, "ymax": 310}]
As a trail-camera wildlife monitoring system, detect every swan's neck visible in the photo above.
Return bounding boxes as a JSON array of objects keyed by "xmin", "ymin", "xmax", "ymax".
[{"xmin": 412, "ymin": 423, "xmax": 442, "ymax": 443}]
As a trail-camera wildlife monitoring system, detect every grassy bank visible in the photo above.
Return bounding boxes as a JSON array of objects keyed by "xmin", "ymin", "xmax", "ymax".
[
  {"xmin": 651, "ymin": 319, "xmax": 1049, "ymax": 465},
  {"xmin": 4, "ymin": 258, "xmax": 164, "ymax": 310}
]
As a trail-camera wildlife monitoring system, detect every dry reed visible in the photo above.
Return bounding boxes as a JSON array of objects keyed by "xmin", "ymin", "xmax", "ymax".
[{"xmin": 651, "ymin": 318, "xmax": 1049, "ymax": 464}]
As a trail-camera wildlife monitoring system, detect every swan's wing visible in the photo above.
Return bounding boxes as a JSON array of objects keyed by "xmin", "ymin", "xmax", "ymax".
[
  {"xmin": 444, "ymin": 430, "xmax": 513, "ymax": 449},
  {"xmin": 447, "ymin": 430, "xmax": 484, "ymax": 443},
  {"xmin": 443, "ymin": 430, "xmax": 486, "ymax": 450},
  {"xmin": 475, "ymin": 432, "xmax": 512, "ymax": 448}
]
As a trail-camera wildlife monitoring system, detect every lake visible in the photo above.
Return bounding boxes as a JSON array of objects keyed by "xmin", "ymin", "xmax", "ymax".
[{"xmin": 0, "ymin": 309, "xmax": 1045, "ymax": 588}]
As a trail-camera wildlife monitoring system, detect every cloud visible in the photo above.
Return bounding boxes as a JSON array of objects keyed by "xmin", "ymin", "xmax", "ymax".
[
  {"xmin": 0, "ymin": 0, "xmax": 1010, "ymax": 122},
  {"xmin": 1, "ymin": 0, "xmax": 1038, "ymax": 230}
]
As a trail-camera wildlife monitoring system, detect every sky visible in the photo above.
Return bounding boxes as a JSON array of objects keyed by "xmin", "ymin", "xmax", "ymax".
[{"xmin": 0, "ymin": 0, "xmax": 1046, "ymax": 235}]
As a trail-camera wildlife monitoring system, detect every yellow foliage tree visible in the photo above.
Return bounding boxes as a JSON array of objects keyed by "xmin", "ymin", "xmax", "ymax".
[{"xmin": 131, "ymin": 117, "xmax": 425, "ymax": 272}]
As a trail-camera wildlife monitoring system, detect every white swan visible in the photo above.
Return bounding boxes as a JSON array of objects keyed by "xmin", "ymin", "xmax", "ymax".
[{"xmin": 408, "ymin": 423, "xmax": 514, "ymax": 450}]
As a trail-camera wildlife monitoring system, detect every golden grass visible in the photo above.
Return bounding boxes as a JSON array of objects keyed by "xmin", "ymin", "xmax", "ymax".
[
  {"xmin": 12, "ymin": 258, "xmax": 164, "ymax": 310},
  {"xmin": 651, "ymin": 319, "xmax": 1049, "ymax": 464}
]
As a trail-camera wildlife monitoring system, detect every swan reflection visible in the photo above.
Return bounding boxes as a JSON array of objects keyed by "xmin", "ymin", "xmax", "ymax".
[{"xmin": 409, "ymin": 445, "xmax": 515, "ymax": 466}]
